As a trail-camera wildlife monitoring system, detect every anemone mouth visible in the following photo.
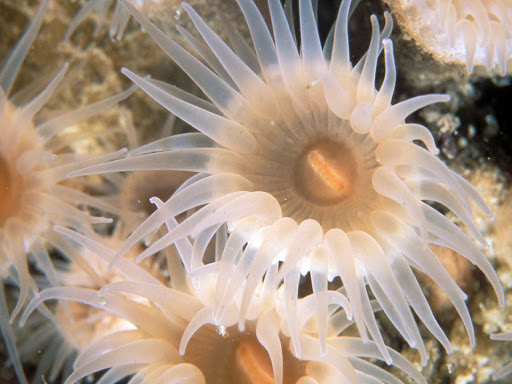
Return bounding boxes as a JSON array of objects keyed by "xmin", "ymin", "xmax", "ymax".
[
  {"xmin": 244, "ymin": 108, "xmax": 383, "ymax": 233},
  {"xmin": 294, "ymin": 138, "xmax": 358, "ymax": 206},
  {"xmin": 183, "ymin": 322, "xmax": 305, "ymax": 384}
]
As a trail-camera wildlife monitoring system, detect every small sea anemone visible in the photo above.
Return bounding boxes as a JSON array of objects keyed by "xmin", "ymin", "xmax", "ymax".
[
  {"xmin": 18, "ymin": 298, "xmax": 135, "ymax": 384},
  {"xmin": 0, "ymin": 0, "xmax": 134, "ymax": 381},
  {"xmin": 0, "ymin": 7, "xmax": 131, "ymax": 316},
  {"xmin": 21, "ymin": 225, "xmax": 425, "ymax": 384},
  {"xmin": 16, "ymin": 224, "xmax": 163, "ymax": 383},
  {"xmin": 384, "ymin": 0, "xmax": 512, "ymax": 74},
  {"xmin": 73, "ymin": 0, "xmax": 504, "ymax": 365}
]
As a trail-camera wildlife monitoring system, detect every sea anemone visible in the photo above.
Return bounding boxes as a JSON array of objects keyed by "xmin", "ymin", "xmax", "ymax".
[
  {"xmin": 384, "ymin": 0, "xmax": 512, "ymax": 74},
  {"xmin": 16, "ymin": 224, "xmax": 163, "ymax": 383},
  {"xmin": 21, "ymin": 223, "xmax": 425, "ymax": 384},
  {"xmin": 0, "ymin": 0, "xmax": 134, "ymax": 381},
  {"xmin": 72, "ymin": 0, "xmax": 504, "ymax": 365}
]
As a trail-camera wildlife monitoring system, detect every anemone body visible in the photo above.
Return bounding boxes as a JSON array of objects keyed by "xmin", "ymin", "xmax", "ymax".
[
  {"xmin": 22, "ymin": 225, "xmax": 425, "ymax": 384},
  {"xmin": 74, "ymin": 0, "xmax": 504, "ymax": 366},
  {"xmin": 0, "ymin": 18, "xmax": 131, "ymax": 317},
  {"xmin": 385, "ymin": 0, "xmax": 512, "ymax": 74}
]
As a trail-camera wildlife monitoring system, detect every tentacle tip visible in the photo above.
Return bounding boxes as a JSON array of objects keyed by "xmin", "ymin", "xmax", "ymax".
[
  {"xmin": 467, "ymin": 330, "xmax": 477, "ymax": 348},
  {"xmin": 290, "ymin": 337, "xmax": 303, "ymax": 359},
  {"xmin": 121, "ymin": 67, "xmax": 137, "ymax": 79},
  {"xmin": 18, "ymin": 315, "xmax": 28, "ymax": 328},
  {"xmin": 479, "ymin": 237, "xmax": 490, "ymax": 247},
  {"xmin": 214, "ymin": 312, "xmax": 222, "ymax": 325},
  {"xmin": 490, "ymin": 333, "xmax": 501, "ymax": 341},
  {"xmin": 466, "ymin": 62, "xmax": 475, "ymax": 74},
  {"xmin": 148, "ymin": 197, "xmax": 159, "ymax": 205},
  {"xmin": 498, "ymin": 294, "xmax": 506, "ymax": 309},
  {"xmin": 134, "ymin": 255, "xmax": 146, "ymax": 264}
]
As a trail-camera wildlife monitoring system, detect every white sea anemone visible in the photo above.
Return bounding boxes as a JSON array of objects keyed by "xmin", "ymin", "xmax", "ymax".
[
  {"xmin": 21, "ymin": 224, "xmax": 425, "ymax": 384},
  {"xmin": 18, "ymin": 298, "xmax": 135, "ymax": 384},
  {"xmin": 16, "ymin": 224, "xmax": 164, "ymax": 383},
  {"xmin": 0, "ymin": 8, "xmax": 131, "ymax": 316},
  {"xmin": 0, "ymin": 0, "xmax": 134, "ymax": 381},
  {"xmin": 72, "ymin": 0, "xmax": 504, "ymax": 365},
  {"xmin": 384, "ymin": 0, "xmax": 512, "ymax": 74}
]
